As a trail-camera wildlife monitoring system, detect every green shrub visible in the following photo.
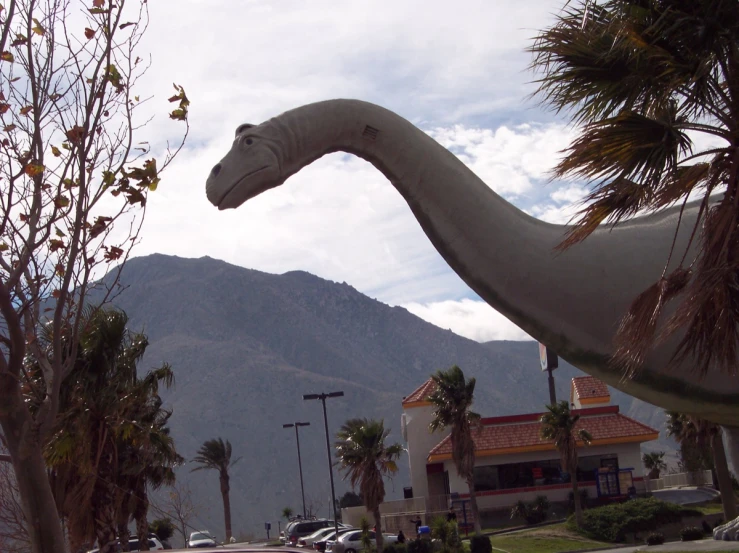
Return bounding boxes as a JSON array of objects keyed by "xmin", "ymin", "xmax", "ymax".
[
  {"xmin": 407, "ymin": 539, "xmax": 433, "ymax": 553},
  {"xmin": 568, "ymin": 497, "xmax": 702, "ymax": 542},
  {"xmin": 469, "ymin": 536, "xmax": 492, "ymax": 553},
  {"xmin": 429, "ymin": 517, "xmax": 461, "ymax": 553},
  {"xmin": 509, "ymin": 496, "xmax": 550, "ymax": 525},
  {"xmin": 645, "ymin": 532, "xmax": 665, "ymax": 546},
  {"xmin": 384, "ymin": 543, "xmax": 408, "ymax": 553},
  {"xmin": 680, "ymin": 526, "xmax": 704, "ymax": 541}
]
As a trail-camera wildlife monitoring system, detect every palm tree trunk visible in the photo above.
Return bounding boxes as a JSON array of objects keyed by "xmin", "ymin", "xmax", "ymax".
[
  {"xmin": 466, "ymin": 478, "xmax": 482, "ymax": 535},
  {"xmin": 94, "ymin": 498, "xmax": 118, "ymax": 553},
  {"xmin": 67, "ymin": 521, "xmax": 87, "ymax": 553},
  {"xmin": 134, "ymin": 490, "xmax": 150, "ymax": 551},
  {"xmin": 118, "ymin": 520, "xmax": 131, "ymax": 552},
  {"xmin": 220, "ymin": 473, "xmax": 232, "ymax": 542},
  {"xmin": 712, "ymin": 431, "xmax": 738, "ymax": 520},
  {"xmin": 373, "ymin": 506, "xmax": 384, "ymax": 551},
  {"xmin": 572, "ymin": 474, "xmax": 583, "ymax": 528}
]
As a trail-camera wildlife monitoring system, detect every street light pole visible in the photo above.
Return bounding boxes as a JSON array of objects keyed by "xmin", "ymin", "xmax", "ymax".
[
  {"xmin": 283, "ymin": 422, "xmax": 310, "ymax": 518},
  {"xmin": 303, "ymin": 391, "xmax": 344, "ymax": 539}
]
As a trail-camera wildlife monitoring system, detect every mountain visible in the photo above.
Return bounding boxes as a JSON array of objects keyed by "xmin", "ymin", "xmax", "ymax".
[{"xmin": 104, "ymin": 254, "xmax": 671, "ymax": 542}]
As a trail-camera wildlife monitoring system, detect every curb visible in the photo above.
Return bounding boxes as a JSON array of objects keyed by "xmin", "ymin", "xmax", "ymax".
[
  {"xmin": 484, "ymin": 518, "xmax": 568, "ymax": 536},
  {"xmin": 561, "ymin": 545, "xmax": 633, "ymax": 553}
]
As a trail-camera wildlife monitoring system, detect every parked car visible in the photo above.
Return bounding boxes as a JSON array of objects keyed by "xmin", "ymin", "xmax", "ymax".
[
  {"xmin": 298, "ymin": 526, "xmax": 341, "ymax": 547},
  {"xmin": 312, "ymin": 527, "xmax": 356, "ymax": 552},
  {"xmin": 326, "ymin": 530, "xmax": 398, "ymax": 553},
  {"xmin": 188, "ymin": 530, "xmax": 218, "ymax": 548},
  {"xmin": 87, "ymin": 537, "xmax": 164, "ymax": 552},
  {"xmin": 285, "ymin": 519, "xmax": 340, "ymax": 546}
]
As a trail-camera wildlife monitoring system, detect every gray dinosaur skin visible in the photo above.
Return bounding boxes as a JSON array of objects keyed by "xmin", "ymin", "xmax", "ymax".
[{"xmin": 205, "ymin": 99, "xmax": 739, "ymax": 468}]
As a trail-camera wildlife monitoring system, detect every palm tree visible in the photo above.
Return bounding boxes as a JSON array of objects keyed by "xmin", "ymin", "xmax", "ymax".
[
  {"xmin": 530, "ymin": 0, "xmax": 739, "ymax": 378},
  {"xmin": 427, "ymin": 365, "xmax": 482, "ymax": 535},
  {"xmin": 540, "ymin": 401, "xmax": 592, "ymax": 528},
  {"xmin": 41, "ymin": 307, "xmax": 179, "ymax": 553},
  {"xmin": 334, "ymin": 418, "xmax": 403, "ymax": 551},
  {"xmin": 665, "ymin": 411, "xmax": 737, "ymax": 520},
  {"xmin": 642, "ymin": 452, "xmax": 667, "ymax": 480},
  {"xmin": 115, "ymin": 391, "xmax": 182, "ymax": 551},
  {"xmin": 282, "ymin": 507, "xmax": 294, "ymax": 521},
  {"xmin": 192, "ymin": 438, "xmax": 240, "ymax": 542}
]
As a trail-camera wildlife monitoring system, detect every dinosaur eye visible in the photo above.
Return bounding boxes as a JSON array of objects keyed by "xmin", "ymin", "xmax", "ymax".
[
  {"xmin": 235, "ymin": 123, "xmax": 254, "ymax": 136},
  {"xmin": 245, "ymin": 138, "xmax": 253, "ymax": 145}
]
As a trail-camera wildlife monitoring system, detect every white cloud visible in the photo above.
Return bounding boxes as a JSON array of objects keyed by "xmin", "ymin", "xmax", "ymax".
[
  {"xmin": 428, "ymin": 123, "xmax": 575, "ymax": 198},
  {"xmin": 401, "ymin": 299, "xmax": 532, "ymax": 342}
]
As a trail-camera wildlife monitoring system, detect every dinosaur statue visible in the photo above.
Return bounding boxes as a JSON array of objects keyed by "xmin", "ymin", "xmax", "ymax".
[{"xmin": 205, "ymin": 99, "xmax": 739, "ymax": 472}]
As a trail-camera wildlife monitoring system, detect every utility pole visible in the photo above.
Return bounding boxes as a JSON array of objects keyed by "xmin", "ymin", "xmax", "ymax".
[
  {"xmin": 303, "ymin": 391, "xmax": 344, "ymax": 539},
  {"xmin": 283, "ymin": 422, "xmax": 311, "ymax": 518},
  {"xmin": 539, "ymin": 343, "xmax": 558, "ymax": 406}
]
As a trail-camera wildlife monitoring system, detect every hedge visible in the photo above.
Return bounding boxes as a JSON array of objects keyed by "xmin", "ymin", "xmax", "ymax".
[{"xmin": 567, "ymin": 497, "xmax": 702, "ymax": 542}]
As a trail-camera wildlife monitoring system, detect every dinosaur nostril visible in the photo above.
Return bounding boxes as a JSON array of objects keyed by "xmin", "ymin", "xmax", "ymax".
[{"xmin": 211, "ymin": 163, "xmax": 222, "ymax": 177}]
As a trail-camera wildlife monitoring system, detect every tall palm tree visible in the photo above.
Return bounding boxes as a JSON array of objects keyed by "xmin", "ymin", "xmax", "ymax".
[
  {"xmin": 192, "ymin": 438, "xmax": 240, "ymax": 542},
  {"xmin": 115, "ymin": 392, "xmax": 182, "ymax": 551},
  {"xmin": 540, "ymin": 401, "xmax": 592, "ymax": 529},
  {"xmin": 530, "ymin": 0, "xmax": 739, "ymax": 379},
  {"xmin": 282, "ymin": 507, "xmax": 293, "ymax": 521},
  {"xmin": 642, "ymin": 452, "xmax": 667, "ymax": 480},
  {"xmin": 334, "ymin": 418, "xmax": 403, "ymax": 551},
  {"xmin": 665, "ymin": 411, "xmax": 737, "ymax": 520},
  {"xmin": 427, "ymin": 365, "xmax": 482, "ymax": 535}
]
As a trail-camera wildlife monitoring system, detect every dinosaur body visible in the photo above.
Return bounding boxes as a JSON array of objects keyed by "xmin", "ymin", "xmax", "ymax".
[{"xmin": 205, "ymin": 99, "xmax": 739, "ymax": 467}]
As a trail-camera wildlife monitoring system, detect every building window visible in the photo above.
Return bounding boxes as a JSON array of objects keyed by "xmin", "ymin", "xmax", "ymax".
[{"xmin": 473, "ymin": 454, "xmax": 615, "ymax": 491}]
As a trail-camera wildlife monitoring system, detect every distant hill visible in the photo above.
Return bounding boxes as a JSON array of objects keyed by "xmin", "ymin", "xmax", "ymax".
[{"xmin": 104, "ymin": 254, "xmax": 673, "ymax": 542}]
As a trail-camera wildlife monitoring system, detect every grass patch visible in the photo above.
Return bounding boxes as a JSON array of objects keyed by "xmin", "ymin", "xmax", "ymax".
[
  {"xmin": 690, "ymin": 502, "xmax": 724, "ymax": 515},
  {"xmin": 485, "ymin": 523, "xmax": 610, "ymax": 553}
]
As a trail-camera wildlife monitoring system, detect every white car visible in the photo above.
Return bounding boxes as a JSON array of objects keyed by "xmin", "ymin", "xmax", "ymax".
[
  {"xmin": 299, "ymin": 526, "xmax": 356, "ymax": 548},
  {"xmin": 326, "ymin": 530, "xmax": 398, "ymax": 553},
  {"xmin": 188, "ymin": 530, "xmax": 218, "ymax": 548},
  {"xmin": 87, "ymin": 537, "xmax": 164, "ymax": 552},
  {"xmin": 298, "ymin": 526, "xmax": 342, "ymax": 547}
]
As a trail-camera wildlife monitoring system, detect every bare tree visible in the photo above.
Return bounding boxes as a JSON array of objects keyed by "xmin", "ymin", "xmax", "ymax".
[
  {"xmin": 0, "ymin": 1, "xmax": 189, "ymax": 552},
  {"xmin": 159, "ymin": 481, "xmax": 200, "ymax": 547},
  {"xmin": 0, "ymin": 446, "xmax": 30, "ymax": 553}
]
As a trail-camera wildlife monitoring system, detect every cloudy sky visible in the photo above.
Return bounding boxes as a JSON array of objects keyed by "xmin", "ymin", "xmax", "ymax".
[{"xmin": 130, "ymin": 0, "xmax": 590, "ymax": 342}]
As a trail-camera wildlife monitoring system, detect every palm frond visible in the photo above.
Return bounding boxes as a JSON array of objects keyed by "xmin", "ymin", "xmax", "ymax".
[{"xmin": 530, "ymin": 0, "xmax": 739, "ymax": 378}]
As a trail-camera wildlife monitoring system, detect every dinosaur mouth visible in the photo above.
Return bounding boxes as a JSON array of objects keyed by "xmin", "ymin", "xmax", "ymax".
[{"xmin": 217, "ymin": 166, "xmax": 270, "ymax": 208}]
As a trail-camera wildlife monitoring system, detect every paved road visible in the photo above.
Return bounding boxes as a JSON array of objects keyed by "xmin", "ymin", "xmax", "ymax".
[
  {"xmin": 588, "ymin": 539, "xmax": 739, "ymax": 553},
  {"xmin": 651, "ymin": 487, "xmax": 721, "ymax": 506}
]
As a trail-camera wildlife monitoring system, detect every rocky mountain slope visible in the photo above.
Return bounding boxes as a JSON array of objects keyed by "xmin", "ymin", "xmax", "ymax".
[{"xmin": 104, "ymin": 254, "xmax": 670, "ymax": 540}]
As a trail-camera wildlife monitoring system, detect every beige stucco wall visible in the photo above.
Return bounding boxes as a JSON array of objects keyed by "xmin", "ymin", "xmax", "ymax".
[{"xmin": 403, "ymin": 404, "xmax": 449, "ymax": 499}]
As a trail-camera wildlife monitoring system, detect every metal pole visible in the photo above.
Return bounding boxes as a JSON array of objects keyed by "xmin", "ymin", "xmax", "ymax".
[
  {"xmin": 295, "ymin": 425, "xmax": 307, "ymax": 518},
  {"xmin": 321, "ymin": 396, "xmax": 340, "ymax": 539},
  {"xmin": 547, "ymin": 367, "xmax": 557, "ymax": 406}
]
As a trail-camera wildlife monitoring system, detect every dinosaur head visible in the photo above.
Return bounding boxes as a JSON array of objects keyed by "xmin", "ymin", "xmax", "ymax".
[{"xmin": 206, "ymin": 122, "xmax": 284, "ymax": 210}]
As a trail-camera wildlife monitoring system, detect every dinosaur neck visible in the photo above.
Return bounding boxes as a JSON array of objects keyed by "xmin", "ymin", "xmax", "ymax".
[
  {"xmin": 278, "ymin": 100, "xmax": 573, "ymax": 347},
  {"xmin": 259, "ymin": 99, "xmax": 739, "ymax": 425}
]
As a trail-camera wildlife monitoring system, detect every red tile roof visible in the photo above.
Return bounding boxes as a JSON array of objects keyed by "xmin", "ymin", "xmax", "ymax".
[
  {"xmin": 572, "ymin": 376, "xmax": 610, "ymax": 401},
  {"xmin": 428, "ymin": 406, "xmax": 658, "ymax": 460},
  {"xmin": 402, "ymin": 378, "xmax": 437, "ymax": 406}
]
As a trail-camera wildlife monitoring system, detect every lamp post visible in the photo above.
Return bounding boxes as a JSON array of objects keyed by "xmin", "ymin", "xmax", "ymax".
[
  {"xmin": 283, "ymin": 422, "xmax": 310, "ymax": 518},
  {"xmin": 303, "ymin": 391, "xmax": 344, "ymax": 539}
]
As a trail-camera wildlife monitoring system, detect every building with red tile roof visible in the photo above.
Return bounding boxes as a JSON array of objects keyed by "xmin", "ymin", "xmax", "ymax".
[
  {"xmin": 570, "ymin": 375, "xmax": 611, "ymax": 407},
  {"xmin": 400, "ymin": 374, "xmax": 659, "ymax": 520}
]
